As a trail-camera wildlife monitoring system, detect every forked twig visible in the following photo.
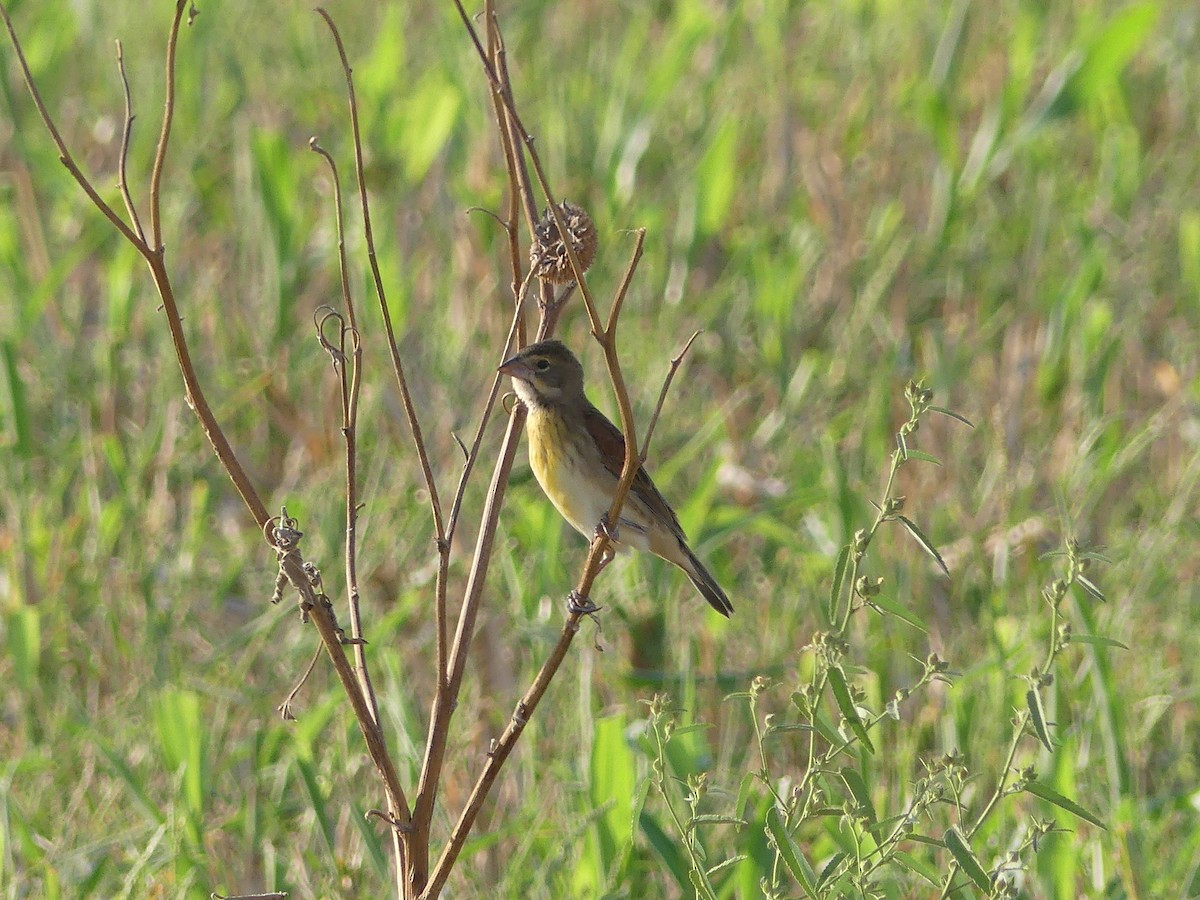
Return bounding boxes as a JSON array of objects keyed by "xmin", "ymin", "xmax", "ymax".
[
  {"xmin": 450, "ymin": 0, "xmax": 603, "ymax": 332},
  {"xmin": 2, "ymin": 0, "xmax": 414, "ymax": 842},
  {"xmin": 114, "ymin": 40, "xmax": 145, "ymax": 243},
  {"xmin": 309, "ymin": 140, "xmax": 377, "ymax": 714},
  {"xmin": 313, "ymin": 9, "xmax": 449, "ymax": 652},
  {"xmin": 423, "ymin": 234, "xmax": 665, "ymax": 897},
  {"xmin": 1, "ymin": 4, "xmax": 145, "ymax": 250}
]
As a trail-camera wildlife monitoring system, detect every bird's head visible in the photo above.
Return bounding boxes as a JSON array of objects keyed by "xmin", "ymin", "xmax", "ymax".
[{"xmin": 498, "ymin": 340, "xmax": 586, "ymax": 408}]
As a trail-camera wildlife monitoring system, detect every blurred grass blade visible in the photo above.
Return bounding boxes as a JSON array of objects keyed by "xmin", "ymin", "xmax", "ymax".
[
  {"xmin": 349, "ymin": 802, "xmax": 390, "ymax": 882},
  {"xmin": 6, "ymin": 606, "xmax": 41, "ymax": 691},
  {"xmin": 697, "ymin": 118, "xmax": 738, "ymax": 235},
  {"xmin": 897, "ymin": 515, "xmax": 950, "ymax": 576},
  {"xmin": 765, "ymin": 807, "xmax": 817, "ymax": 896},
  {"xmin": 1026, "ymin": 781, "xmax": 1107, "ymax": 829},
  {"xmin": 621, "ymin": 776, "xmax": 653, "ymax": 880},
  {"xmin": 0, "ymin": 341, "xmax": 31, "ymax": 457},
  {"xmin": 590, "ymin": 713, "xmax": 636, "ymax": 872},
  {"xmin": 296, "ymin": 758, "xmax": 337, "ymax": 857},
  {"xmin": 640, "ymin": 812, "xmax": 691, "ymax": 894},
  {"xmin": 1065, "ymin": 2, "xmax": 1158, "ymax": 111},
  {"xmin": 1027, "ymin": 688, "xmax": 1055, "ymax": 752},
  {"xmin": 153, "ymin": 688, "xmax": 206, "ymax": 819},
  {"xmin": 828, "ymin": 666, "xmax": 874, "ymax": 754},
  {"xmin": 942, "ymin": 826, "xmax": 990, "ymax": 890}
]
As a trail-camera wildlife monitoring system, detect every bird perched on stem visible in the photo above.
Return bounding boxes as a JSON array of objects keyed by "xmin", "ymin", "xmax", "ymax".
[{"xmin": 499, "ymin": 339, "xmax": 733, "ymax": 617}]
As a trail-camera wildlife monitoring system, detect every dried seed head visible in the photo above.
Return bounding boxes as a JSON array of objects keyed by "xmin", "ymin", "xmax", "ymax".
[{"xmin": 530, "ymin": 201, "xmax": 597, "ymax": 284}]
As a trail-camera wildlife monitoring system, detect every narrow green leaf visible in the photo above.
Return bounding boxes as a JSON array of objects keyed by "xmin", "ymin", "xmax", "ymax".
[
  {"xmin": 839, "ymin": 767, "xmax": 877, "ymax": 825},
  {"xmin": 828, "ymin": 666, "xmax": 875, "ymax": 754},
  {"xmin": 735, "ymin": 771, "xmax": 758, "ymax": 819},
  {"xmin": 867, "ymin": 594, "xmax": 929, "ymax": 632},
  {"xmin": 640, "ymin": 812, "xmax": 691, "ymax": 893},
  {"xmin": 691, "ymin": 814, "xmax": 748, "ymax": 827},
  {"xmin": 1071, "ymin": 634, "xmax": 1128, "ymax": 650},
  {"xmin": 1075, "ymin": 574, "xmax": 1106, "ymax": 603},
  {"xmin": 811, "ymin": 710, "xmax": 850, "ymax": 752},
  {"xmin": 902, "ymin": 449, "xmax": 943, "ymax": 466},
  {"xmin": 620, "ymin": 776, "xmax": 653, "ymax": 880},
  {"xmin": 942, "ymin": 826, "xmax": 990, "ymax": 890},
  {"xmin": 705, "ymin": 854, "xmax": 749, "ymax": 877},
  {"xmin": 765, "ymin": 807, "xmax": 818, "ymax": 894},
  {"xmin": 816, "ymin": 851, "xmax": 848, "ymax": 888},
  {"xmin": 896, "ymin": 515, "xmax": 950, "ymax": 576},
  {"xmin": 893, "ymin": 850, "xmax": 942, "ymax": 886},
  {"xmin": 1027, "ymin": 688, "xmax": 1055, "ymax": 752},
  {"xmin": 830, "ymin": 544, "xmax": 851, "ymax": 623},
  {"xmin": 809, "ymin": 806, "xmax": 844, "ymax": 818},
  {"xmin": 929, "ymin": 405, "xmax": 975, "ymax": 427},
  {"xmin": 907, "ymin": 833, "xmax": 944, "ymax": 846},
  {"xmin": 1025, "ymin": 782, "xmax": 1108, "ymax": 829}
]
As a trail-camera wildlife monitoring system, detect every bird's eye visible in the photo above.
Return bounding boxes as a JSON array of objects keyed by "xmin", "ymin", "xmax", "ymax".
[{"xmin": 535, "ymin": 358, "xmax": 551, "ymax": 371}]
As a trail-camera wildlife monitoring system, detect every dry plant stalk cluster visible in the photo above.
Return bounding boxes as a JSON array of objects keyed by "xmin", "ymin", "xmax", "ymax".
[{"xmin": 1, "ymin": 1, "xmax": 705, "ymax": 897}]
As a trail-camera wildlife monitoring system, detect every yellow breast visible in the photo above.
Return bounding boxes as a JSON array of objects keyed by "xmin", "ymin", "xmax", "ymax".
[{"xmin": 526, "ymin": 406, "xmax": 612, "ymax": 539}]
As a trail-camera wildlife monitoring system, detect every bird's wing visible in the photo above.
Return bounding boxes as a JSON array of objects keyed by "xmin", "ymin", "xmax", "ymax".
[{"xmin": 582, "ymin": 403, "xmax": 685, "ymax": 538}]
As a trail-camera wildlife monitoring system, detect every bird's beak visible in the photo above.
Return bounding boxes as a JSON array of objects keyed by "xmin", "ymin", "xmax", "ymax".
[{"xmin": 498, "ymin": 354, "xmax": 531, "ymax": 381}]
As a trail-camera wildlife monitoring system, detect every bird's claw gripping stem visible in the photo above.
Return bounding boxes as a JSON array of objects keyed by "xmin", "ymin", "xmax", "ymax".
[{"xmin": 567, "ymin": 590, "xmax": 601, "ymax": 616}]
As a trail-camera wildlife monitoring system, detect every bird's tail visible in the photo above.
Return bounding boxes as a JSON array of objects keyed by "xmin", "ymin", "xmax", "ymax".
[{"xmin": 682, "ymin": 545, "xmax": 733, "ymax": 617}]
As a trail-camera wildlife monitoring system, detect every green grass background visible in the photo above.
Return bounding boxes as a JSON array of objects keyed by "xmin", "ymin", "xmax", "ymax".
[{"xmin": 1, "ymin": 0, "xmax": 1198, "ymax": 896}]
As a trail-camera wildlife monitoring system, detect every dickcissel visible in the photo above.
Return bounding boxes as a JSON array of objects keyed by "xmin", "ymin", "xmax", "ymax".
[{"xmin": 499, "ymin": 339, "xmax": 733, "ymax": 617}]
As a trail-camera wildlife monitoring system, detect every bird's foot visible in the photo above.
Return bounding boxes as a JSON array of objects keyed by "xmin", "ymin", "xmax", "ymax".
[
  {"xmin": 567, "ymin": 590, "xmax": 601, "ymax": 616},
  {"xmin": 594, "ymin": 512, "xmax": 620, "ymax": 543}
]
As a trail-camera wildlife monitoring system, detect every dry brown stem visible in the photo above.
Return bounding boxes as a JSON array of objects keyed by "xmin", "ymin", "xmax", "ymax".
[
  {"xmin": 1, "ymin": 3, "xmax": 701, "ymax": 896},
  {"xmin": 1, "ymin": 0, "xmax": 415, "ymax": 868}
]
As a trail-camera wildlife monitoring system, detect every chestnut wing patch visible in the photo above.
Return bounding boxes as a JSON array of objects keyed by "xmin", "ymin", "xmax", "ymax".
[{"xmin": 582, "ymin": 403, "xmax": 685, "ymax": 538}]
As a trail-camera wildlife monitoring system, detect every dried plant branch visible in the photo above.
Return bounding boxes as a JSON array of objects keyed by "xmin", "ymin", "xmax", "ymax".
[
  {"xmin": 482, "ymin": 2, "xmax": 531, "ymax": 340},
  {"xmin": 272, "ymin": 539, "xmax": 413, "ymax": 827},
  {"xmin": 1, "ymin": 4, "xmax": 146, "ymax": 251},
  {"xmin": 409, "ymin": 10, "xmax": 583, "ymax": 889},
  {"xmin": 423, "ymin": 237, "xmax": 657, "ymax": 895},
  {"xmin": 147, "ymin": 0, "xmax": 186, "ymax": 251},
  {"xmin": 451, "ymin": 0, "xmax": 602, "ymax": 328},
  {"xmin": 3, "ymin": 0, "xmax": 415, "ymax": 867},
  {"xmin": 309, "ymin": 141, "xmax": 379, "ymax": 728},
  {"xmin": 114, "ymin": 39, "xmax": 146, "ymax": 243},
  {"xmin": 312, "ymin": 17, "xmax": 425, "ymax": 894},
  {"xmin": 315, "ymin": 9, "xmax": 447, "ymax": 534},
  {"xmin": 642, "ymin": 330, "xmax": 701, "ymax": 462}
]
